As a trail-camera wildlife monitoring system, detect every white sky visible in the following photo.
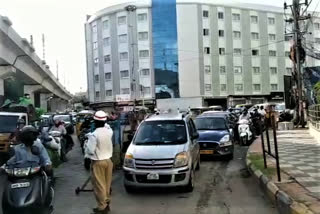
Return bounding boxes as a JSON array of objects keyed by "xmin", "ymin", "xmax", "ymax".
[{"xmin": 0, "ymin": 0, "xmax": 318, "ymax": 94}]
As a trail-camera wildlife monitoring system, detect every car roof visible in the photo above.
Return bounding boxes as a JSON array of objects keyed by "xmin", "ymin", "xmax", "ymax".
[
  {"xmin": 0, "ymin": 112, "xmax": 27, "ymax": 116},
  {"xmin": 145, "ymin": 113, "xmax": 188, "ymax": 122},
  {"xmin": 200, "ymin": 111, "xmax": 229, "ymax": 117},
  {"xmin": 196, "ymin": 113, "xmax": 228, "ymax": 119}
]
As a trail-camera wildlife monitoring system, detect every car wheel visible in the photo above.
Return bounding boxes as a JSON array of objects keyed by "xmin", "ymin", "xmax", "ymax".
[
  {"xmin": 182, "ymin": 169, "xmax": 194, "ymax": 193},
  {"xmin": 195, "ymin": 154, "xmax": 200, "ymax": 171},
  {"xmin": 124, "ymin": 184, "xmax": 136, "ymax": 194},
  {"xmin": 226, "ymin": 153, "xmax": 234, "ymax": 161}
]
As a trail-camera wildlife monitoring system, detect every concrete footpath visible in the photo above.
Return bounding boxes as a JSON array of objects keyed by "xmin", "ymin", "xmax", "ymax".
[{"xmin": 247, "ymin": 129, "xmax": 320, "ymax": 214}]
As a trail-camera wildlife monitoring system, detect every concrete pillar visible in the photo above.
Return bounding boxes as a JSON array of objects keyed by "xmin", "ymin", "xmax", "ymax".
[
  {"xmin": 23, "ymin": 85, "xmax": 42, "ymax": 106},
  {"xmin": 0, "ymin": 79, "xmax": 4, "ymax": 106},
  {"xmin": 0, "ymin": 66, "xmax": 16, "ymax": 106},
  {"xmin": 40, "ymin": 93, "xmax": 50, "ymax": 112}
]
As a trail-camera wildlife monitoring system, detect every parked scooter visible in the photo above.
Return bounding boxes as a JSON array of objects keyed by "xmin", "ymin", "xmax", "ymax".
[{"xmin": 238, "ymin": 119, "xmax": 253, "ymax": 146}]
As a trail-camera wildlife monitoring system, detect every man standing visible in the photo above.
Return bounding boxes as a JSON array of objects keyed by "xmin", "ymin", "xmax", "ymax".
[{"xmin": 85, "ymin": 111, "xmax": 113, "ymax": 214}]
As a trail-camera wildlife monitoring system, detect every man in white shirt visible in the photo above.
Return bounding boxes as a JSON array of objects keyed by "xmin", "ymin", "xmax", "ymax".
[{"xmin": 85, "ymin": 111, "xmax": 113, "ymax": 214}]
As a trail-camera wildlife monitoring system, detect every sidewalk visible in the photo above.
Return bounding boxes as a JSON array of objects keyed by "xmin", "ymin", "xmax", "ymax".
[{"xmin": 247, "ymin": 129, "xmax": 320, "ymax": 214}]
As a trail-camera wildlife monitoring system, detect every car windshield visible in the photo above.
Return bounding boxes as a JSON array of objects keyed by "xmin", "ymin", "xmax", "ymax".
[
  {"xmin": 134, "ymin": 120, "xmax": 187, "ymax": 145},
  {"xmin": 195, "ymin": 117, "xmax": 227, "ymax": 130},
  {"xmin": 0, "ymin": 115, "xmax": 19, "ymax": 133},
  {"xmin": 275, "ymin": 104, "xmax": 285, "ymax": 111},
  {"xmin": 54, "ymin": 115, "xmax": 71, "ymax": 123}
]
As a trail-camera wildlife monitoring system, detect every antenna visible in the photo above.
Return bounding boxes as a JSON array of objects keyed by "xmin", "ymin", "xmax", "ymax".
[{"xmin": 42, "ymin": 34, "xmax": 45, "ymax": 60}]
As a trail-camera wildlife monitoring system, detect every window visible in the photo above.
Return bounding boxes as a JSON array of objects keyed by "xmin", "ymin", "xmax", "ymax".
[
  {"xmin": 93, "ymin": 42, "xmax": 98, "ymax": 49},
  {"xmin": 285, "ymin": 51, "xmax": 290, "ymax": 57},
  {"xmin": 204, "ymin": 47, "xmax": 210, "ymax": 54},
  {"xmin": 251, "ymin": 32, "xmax": 259, "ymax": 40},
  {"xmin": 143, "ymin": 87, "xmax": 151, "ymax": 95},
  {"xmin": 220, "ymin": 66, "xmax": 226, "ymax": 74},
  {"xmin": 232, "ymin": 13, "xmax": 240, "ymax": 21},
  {"xmin": 141, "ymin": 69, "xmax": 150, "ymax": 76},
  {"xmin": 118, "ymin": 34, "xmax": 127, "ymax": 43},
  {"xmin": 118, "ymin": 16, "xmax": 126, "ymax": 25},
  {"xmin": 270, "ymin": 67, "xmax": 277, "ymax": 74},
  {"xmin": 205, "ymin": 84, "xmax": 212, "ymax": 92},
  {"xmin": 253, "ymin": 67, "xmax": 260, "ymax": 74},
  {"xmin": 139, "ymin": 50, "xmax": 149, "ymax": 58},
  {"xmin": 285, "ymin": 35, "xmax": 293, "ymax": 41},
  {"xmin": 218, "ymin": 12, "xmax": 224, "ymax": 19},
  {"xmin": 103, "ymin": 37, "xmax": 110, "ymax": 47},
  {"xmin": 235, "ymin": 84, "xmax": 243, "ymax": 91},
  {"xmin": 92, "ymin": 25, "xmax": 97, "ymax": 33},
  {"xmin": 119, "ymin": 52, "xmax": 128, "ymax": 60},
  {"xmin": 138, "ymin": 32, "xmax": 148, "ymax": 41},
  {"xmin": 251, "ymin": 16, "xmax": 258, "ymax": 24},
  {"xmin": 95, "ymin": 91, "xmax": 100, "ymax": 98},
  {"xmin": 234, "ymin": 66, "xmax": 242, "ymax": 74},
  {"xmin": 105, "ymin": 72, "xmax": 111, "ymax": 80},
  {"xmin": 269, "ymin": 50, "xmax": 277, "ymax": 56},
  {"xmin": 203, "ymin": 28, "xmax": 210, "ymax": 36},
  {"xmin": 286, "ymin": 67, "xmax": 292, "ymax": 74},
  {"xmin": 94, "ymin": 58, "xmax": 99, "ymax": 65},
  {"xmin": 253, "ymin": 84, "xmax": 261, "ymax": 91},
  {"xmin": 220, "ymin": 84, "xmax": 227, "ymax": 92},
  {"xmin": 314, "ymin": 23, "xmax": 320, "ymax": 30},
  {"xmin": 120, "ymin": 70, "xmax": 129, "ymax": 78},
  {"xmin": 104, "ymin": 55, "xmax": 111, "ymax": 63},
  {"xmin": 268, "ymin": 17, "xmax": 275, "ymax": 25},
  {"xmin": 315, "ymin": 38, "xmax": 320, "ymax": 43},
  {"xmin": 219, "ymin": 30, "xmax": 224, "ymax": 37},
  {"xmin": 219, "ymin": 48, "xmax": 225, "ymax": 55},
  {"xmin": 203, "ymin": 10, "xmax": 209, "ymax": 18},
  {"xmin": 252, "ymin": 49, "xmax": 259, "ymax": 56},
  {"xmin": 234, "ymin": 48, "xmax": 242, "ymax": 55},
  {"xmin": 233, "ymin": 31, "xmax": 241, "ymax": 39},
  {"xmin": 103, "ymin": 20, "xmax": 109, "ymax": 29},
  {"xmin": 138, "ymin": 13, "xmax": 147, "ymax": 22},
  {"xmin": 271, "ymin": 84, "xmax": 278, "ymax": 91},
  {"xmin": 121, "ymin": 88, "xmax": 130, "ymax": 94},
  {"xmin": 105, "ymin": 90, "xmax": 112, "ymax": 97},
  {"xmin": 269, "ymin": 34, "xmax": 276, "ymax": 41},
  {"xmin": 94, "ymin": 74, "xmax": 99, "ymax": 83},
  {"xmin": 205, "ymin": 65, "xmax": 211, "ymax": 73}
]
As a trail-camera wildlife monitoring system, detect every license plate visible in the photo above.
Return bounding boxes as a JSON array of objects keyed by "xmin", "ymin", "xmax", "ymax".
[
  {"xmin": 147, "ymin": 173, "xmax": 159, "ymax": 180},
  {"xmin": 11, "ymin": 182, "xmax": 30, "ymax": 189},
  {"xmin": 200, "ymin": 150, "xmax": 214, "ymax": 155}
]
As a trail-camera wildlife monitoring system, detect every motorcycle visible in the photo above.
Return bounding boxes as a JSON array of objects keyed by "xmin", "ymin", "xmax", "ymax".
[{"xmin": 238, "ymin": 119, "xmax": 253, "ymax": 146}]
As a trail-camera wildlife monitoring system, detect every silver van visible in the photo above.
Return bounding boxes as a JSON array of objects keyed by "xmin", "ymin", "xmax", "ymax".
[{"xmin": 123, "ymin": 112, "xmax": 200, "ymax": 192}]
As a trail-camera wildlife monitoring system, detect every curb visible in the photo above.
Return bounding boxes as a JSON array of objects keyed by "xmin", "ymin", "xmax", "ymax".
[{"xmin": 246, "ymin": 141, "xmax": 315, "ymax": 214}]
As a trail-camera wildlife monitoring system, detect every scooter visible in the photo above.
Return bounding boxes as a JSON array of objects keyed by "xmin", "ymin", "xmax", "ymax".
[{"xmin": 238, "ymin": 119, "xmax": 253, "ymax": 146}]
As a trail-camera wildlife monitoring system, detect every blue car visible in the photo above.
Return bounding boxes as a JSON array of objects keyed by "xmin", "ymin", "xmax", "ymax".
[{"xmin": 195, "ymin": 114, "xmax": 234, "ymax": 160}]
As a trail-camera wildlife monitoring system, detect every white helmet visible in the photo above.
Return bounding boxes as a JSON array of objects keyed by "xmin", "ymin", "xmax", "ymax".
[{"xmin": 94, "ymin": 110, "xmax": 108, "ymax": 121}]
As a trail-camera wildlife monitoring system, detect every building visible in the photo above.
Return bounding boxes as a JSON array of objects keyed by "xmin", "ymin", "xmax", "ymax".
[{"xmin": 85, "ymin": 0, "xmax": 320, "ymax": 109}]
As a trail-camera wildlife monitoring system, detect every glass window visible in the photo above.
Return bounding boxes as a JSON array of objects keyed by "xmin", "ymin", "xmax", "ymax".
[
  {"xmin": 314, "ymin": 23, "xmax": 320, "ymax": 30},
  {"xmin": 251, "ymin": 16, "xmax": 258, "ymax": 23},
  {"xmin": 232, "ymin": 13, "xmax": 240, "ymax": 21},
  {"xmin": 220, "ymin": 84, "xmax": 227, "ymax": 92},
  {"xmin": 253, "ymin": 84, "xmax": 261, "ymax": 91},
  {"xmin": 0, "ymin": 115, "xmax": 19, "ymax": 133},
  {"xmin": 105, "ymin": 72, "xmax": 111, "ymax": 80},
  {"xmin": 268, "ymin": 17, "xmax": 275, "ymax": 25},
  {"xmin": 120, "ymin": 52, "xmax": 128, "ymax": 60},
  {"xmin": 138, "ymin": 13, "xmax": 148, "ymax": 22},
  {"xmin": 315, "ymin": 38, "xmax": 320, "ymax": 43},
  {"xmin": 204, "ymin": 47, "xmax": 210, "ymax": 54},
  {"xmin": 104, "ymin": 55, "xmax": 111, "ymax": 63},
  {"xmin": 93, "ymin": 42, "xmax": 98, "ymax": 49},
  {"xmin": 139, "ymin": 50, "xmax": 149, "ymax": 58},
  {"xmin": 144, "ymin": 87, "xmax": 151, "ymax": 95},
  {"xmin": 218, "ymin": 12, "xmax": 224, "ymax": 19},
  {"xmin": 234, "ymin": 66, "xmax": 242, "ymax": 74},
  {"xmin": 252, "ymin": 49, "xmax": 259, "ymax": 56},
  {"xmin": 138, "ymin": 32, "xmax": 148, "ymax": 41},
  {"xmin": 205, "ymin": 65, "xmax": 211, "ymax": 73},
  {"xmin": 220, "ymin": 66, "xmax": 226, "ymax": 74},
  {"xmin": 195, "ymin": 117, "xmax": 227, "ymax": 130},
  {"xmin": 234, "ymin": 48, "xmax": 242, "ymax": 55},
  {"xmin": 269, "ymin": 34, "xmax": 276, "ymax": 41},
  {"xmin": 94, "ymin": 58, "xmax": 99, "ymax": 65},
  {"xmin": 285, "ymin": 51, "xmax": 290, "ymax": 57},
  {"xmin": 103, "ymin": 20, "xmax": 109, "ymax": 29},
  {"xmin": 141, "ymin": 69, "xmax": 150, "ymax": 76},
  {"xmin": 219, "ymin": 48, "xmax": 225, "ymax": 55},
  {"xmin": 105, "ymin": 90, "xmax": 112, "ymax": 97},
  {"xmin": 203, "ymin": 10, "xmax": 209, "ymax": 18},
  {"xmin": 285, "ymin": 35, "xmax": 293, "ymax": 41},
  {"xmin": 286, "ymin": 67, "xmax": 292, "ymax": 74},
  {"xmin": 95, "ymin": 91, "xmax": 100, "ymax": 98},
  {"xmin": 271, "ymin": 84, "xmax": 278, "ymax": 91},
  {"xmin": 233, "ymin": 31, "xmax": 241, "ymax": 39},
  {"xmin": 121, "ymin": 88, "xmax": 130, "ymax": 94},
  {"xmin": 94, "ymin": 74, "xmax": 99, "ymax": 83},
  {"xmin": 269, "ymin": 50, "xmax": 277, "ymax": 56},
  {"xmin": 219, "ymin": 30, "xmax": 224, "ymax": 37},
  {"xmin": 103, "ymin": 37, "xmax": 110, "ymax": 47},
  {"xmin": 118, "ymin": 16, "xmax": 126, "ymax": 25},
  {"xmin": 92, "ymin": 25, "xmax": 97, "ymax": 33},
  {"xmin": 120, "ymin": 70, "xmax": 129, "ymax": 78},
  {"xmin": 203, "ymin": 28, "xmax": 210, "ymax": 36},
  {"xmin": 270, "ymin": 67, "xmax": 277, "ymax": 74},
  {"xmin": 205, "ymin": 84, "xmax": 211, "ymax": 92},
  {"xmin": 235, "ymin": 84, "xmax": 243, "ymax": 91},
  {"xmin": 118, "ymin": 34, "xmax": 127, "ymax": 43},
  {"xmin": 251, "ymin": 32, "xmax": 259, "ymax": 40},
  {"xmin": 253, "ymin": 67, "xmax": 260, "ymax": 74}
]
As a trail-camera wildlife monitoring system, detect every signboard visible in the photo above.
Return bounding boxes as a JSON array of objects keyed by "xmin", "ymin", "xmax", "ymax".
[{"xmin": 116, "ymin": 94, "xmax": 130, "ymax": 102}]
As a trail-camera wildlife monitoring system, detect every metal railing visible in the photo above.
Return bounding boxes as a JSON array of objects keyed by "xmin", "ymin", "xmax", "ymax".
[{"xmin": 308, "ymin": 104, "xmax": 320, "ymax": 128}]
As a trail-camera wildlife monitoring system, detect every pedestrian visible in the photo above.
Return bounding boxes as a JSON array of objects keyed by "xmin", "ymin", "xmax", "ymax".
[{"xmin": 85, "ymin": 110, "xmax": 113, "ymax": 214}]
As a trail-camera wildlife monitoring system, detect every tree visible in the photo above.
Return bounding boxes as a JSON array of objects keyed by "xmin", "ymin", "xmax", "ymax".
[{"xmin": 314, "ymin": 81, "xmax": 320, "ymax": 104}]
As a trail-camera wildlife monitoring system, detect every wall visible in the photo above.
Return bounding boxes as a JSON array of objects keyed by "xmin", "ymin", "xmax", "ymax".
[{"xmin": 156, "ymin": 97, "xmax": 203, "ymax": 111}]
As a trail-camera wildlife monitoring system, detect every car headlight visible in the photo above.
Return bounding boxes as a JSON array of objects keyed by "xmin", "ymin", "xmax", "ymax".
[
  {"xmin": 123, "ymin": 154, "xmax": 135, "ymax": 168},
  {"xmin": 220, "ymin": 135, "xmax": 232, "ymax": 147},
  {"xmin": 173, "ymin": 152, "xmax": 189, "ymax": 168},
  {"xmin": 14, "ymin": 168, "xmax": 31, "ymax": 177}
]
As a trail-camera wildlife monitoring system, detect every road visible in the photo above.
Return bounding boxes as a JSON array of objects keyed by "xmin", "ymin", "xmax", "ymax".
[{"xmin": 0, "ymin": 139, "xmax": 278, "ymax": 214}]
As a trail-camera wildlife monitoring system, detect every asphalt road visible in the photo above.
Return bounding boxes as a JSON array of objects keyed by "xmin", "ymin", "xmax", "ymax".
[{"xmin": 0, "ymin": 139, "xmax": 278, "ymax": 214}]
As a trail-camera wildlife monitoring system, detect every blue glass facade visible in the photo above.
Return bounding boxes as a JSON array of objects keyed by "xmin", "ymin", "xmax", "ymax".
[{"xmin": 152, "ymin": 0, "xmax": 179, "ymax": 98}]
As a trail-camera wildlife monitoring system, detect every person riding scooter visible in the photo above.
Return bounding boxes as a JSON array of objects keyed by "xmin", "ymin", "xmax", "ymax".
[{"xmin": 9, "ymin": 118, "xmax": 26, "ymax": 143}]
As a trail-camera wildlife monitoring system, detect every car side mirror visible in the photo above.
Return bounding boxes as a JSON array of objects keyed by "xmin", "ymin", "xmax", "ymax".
[{"xmin": 192, "ymin": 132, "xmax": 199, "ymax": 140}]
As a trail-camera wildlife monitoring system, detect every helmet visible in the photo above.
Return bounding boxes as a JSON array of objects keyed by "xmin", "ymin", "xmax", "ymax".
[
  {"xmin": 19, "ymin": 125, "xmax": 39, "ymax": 145},
  {"xmin": 17, "ymin": 118, "xmax": 26, "ymax": 125},
  {"xmin": 94, "ymin": 110, "xmax": 108, "ymax": 121}
]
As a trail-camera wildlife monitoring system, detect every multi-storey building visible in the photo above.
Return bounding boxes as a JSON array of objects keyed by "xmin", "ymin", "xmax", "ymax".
[{"xmin": 85, "ymin": 0, "xmax": 320, "ymax": 108}]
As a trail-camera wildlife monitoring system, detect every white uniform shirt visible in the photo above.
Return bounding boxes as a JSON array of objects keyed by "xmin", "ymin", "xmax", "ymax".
[{"xmin": 85, "ymin": 126, "xmax": 113, "ymax": 161}]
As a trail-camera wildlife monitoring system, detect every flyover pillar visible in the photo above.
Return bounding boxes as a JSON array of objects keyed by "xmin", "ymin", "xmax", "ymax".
[
  {"xmin": 23, "ymin": 85, "xmax": 42, "ymax": 106},
  {"xmin": 0, "ymin": 79, "xmax": 4, "ymax": 106},
  {"xmin": 40, "ymin": 93, "xmax": 51, "ymax": 112},
  {"xmin": 0, "ymin": 65, "xmax": 16, "ymax": 106}
]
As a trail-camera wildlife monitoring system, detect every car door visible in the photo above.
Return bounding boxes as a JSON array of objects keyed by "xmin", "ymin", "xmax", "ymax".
[{"xmin": 187, "ymin": 119, "xmax": 199, "ymax": 168}]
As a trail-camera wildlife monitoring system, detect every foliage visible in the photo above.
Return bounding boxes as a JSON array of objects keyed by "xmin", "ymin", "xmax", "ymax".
[
  {"xmin": 35, "ymin": 108, "xmax": 46, "ymax": 118},
  {"xmin": 314, "ymin": 81, "xmax": 320, "ymax": 104},
  {"xmin": 248, "ymin": 154, "xmax": 276, "ymax": 179}
]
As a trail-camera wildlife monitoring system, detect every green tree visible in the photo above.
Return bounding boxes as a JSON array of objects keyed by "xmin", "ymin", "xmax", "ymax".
[{"xmin": 314, "ymin": 81, "xmax": 320, "ymax": 103}]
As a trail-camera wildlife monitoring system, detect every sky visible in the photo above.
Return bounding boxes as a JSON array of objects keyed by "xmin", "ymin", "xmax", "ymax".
[{"xmin": 0, "ymin": 0, "xmax": 319, "ymax": 94}]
